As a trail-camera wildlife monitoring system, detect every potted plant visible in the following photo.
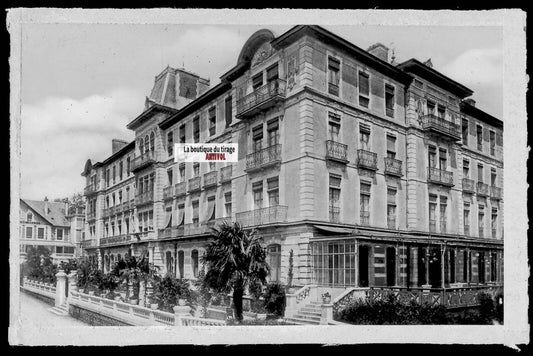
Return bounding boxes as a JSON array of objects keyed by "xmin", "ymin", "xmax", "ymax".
[
  {"xmin": 150, "ymin": 302, "xmax": 159, "ymax": 310},
  {"xmin": 321, "ymin": 291, "xmax": 331, "ymax": 304}
]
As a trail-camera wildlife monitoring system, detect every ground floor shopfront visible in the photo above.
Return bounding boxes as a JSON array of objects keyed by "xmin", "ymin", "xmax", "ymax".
[{"xmin": 82, "ymin": 223, "xmax": 503, "ymax": 291}]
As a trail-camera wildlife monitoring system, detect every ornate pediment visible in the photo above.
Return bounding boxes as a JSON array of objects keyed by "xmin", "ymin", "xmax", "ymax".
[{"xmin": 251, "ymin": 42, "xmax": 275, "ymax": 68}]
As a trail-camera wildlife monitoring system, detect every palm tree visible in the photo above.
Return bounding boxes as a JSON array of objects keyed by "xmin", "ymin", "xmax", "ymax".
[{"xmin": 201, "ymin": 221, "xmax": 270, "ymax": 322}]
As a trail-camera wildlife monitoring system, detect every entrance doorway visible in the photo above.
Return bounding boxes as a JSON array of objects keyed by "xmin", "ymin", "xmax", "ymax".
[
  {"xmin": 358, "ymin": 245, "xmax": 369, "ymax": 287},
  {"xmin": 428, "ymin": 247, "xmax": 442, "ymax": 288},
  {"xmin": 478, "ymin": 252, "xmax": 485, "ymax": 284}
]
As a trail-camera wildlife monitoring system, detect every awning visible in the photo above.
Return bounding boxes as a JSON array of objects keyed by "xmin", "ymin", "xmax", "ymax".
[
  {"xmin": 163, "ymin": 208, "xmax": 172, "ymax": 229},
  {"xmin": 204, "ymin": 198, "xmax": 216, "ymax": 221},
  {"xmin": 313, "ymin": 225, "xmax": 354, "ymax": 235},
  {"xmin": 176, "ymin": 208, "xmax": 184, "ymax": 227}
]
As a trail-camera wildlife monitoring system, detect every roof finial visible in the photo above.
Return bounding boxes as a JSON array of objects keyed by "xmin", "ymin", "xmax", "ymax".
[{"xmin": 423, "ymin": 58, "xmax": 433, "ymax": 68}]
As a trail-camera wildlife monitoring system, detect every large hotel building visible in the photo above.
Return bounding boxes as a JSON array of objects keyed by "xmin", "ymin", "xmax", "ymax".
[{"xmin": 81, "ymin": 25, "xmax": 503, "ymax": 292}]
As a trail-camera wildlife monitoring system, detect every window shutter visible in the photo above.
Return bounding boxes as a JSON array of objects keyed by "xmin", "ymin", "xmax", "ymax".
[
  {"xmin": 328, "ymin": 57, "xmax": 340, "ymax": 71},
  {"xmin": 177, "ymin": 206, "xmax": 185, "ymax": 226},
  {"xmin": 267, "ymin": 118, "xmax": 279, "ymax": 131},
  {"xmin": 252, "ymin": 125, "xmax": 263, "ymax": 139},
  {"xmin": 205, "ymin": 197, "xmax": 216, "ymax": 221},
  {"xmin": 386, "ymin": 135, "xmax": 396, "ymax": 152},
  {"xmin": 359, "ymin": 72, "xmax": 369, "ymax": 95}
]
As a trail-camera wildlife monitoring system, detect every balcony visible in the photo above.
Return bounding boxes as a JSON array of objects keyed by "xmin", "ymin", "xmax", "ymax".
[
  {"xmin": 236, "ymin": 79, "xmax": 286, "ymax": 119},
  {"xmin": 131, "ymin": 151, "xmax": 156, "ymax": 172},
  {"xmin": 115, "ymin": 204, "xmax": 123, "ymax": 214},
  {"xmin": 100, "ymin": 234, "xmax": 131, "ymax": 247},
  {"xmin": 427, "ymin": 167, "xmax": 454, "ymax": 186},
  {"xmin": 87, "ymin": 212, "xmax": 96, "ymax": 221},
  {"xmin": 329, "ymin": 206, "xmax": 340, "ymax": 223},
  {"xmin": 174, "ymin": 182, "xmax": 186, "ymax": 197},
  {"xmin": 490, "ymin": 186, "xmax": 502, "ymax": 200},
  {"xmin": 109, "ymin": 206, "xmax": 116, "ymax": 216},
  {"xmin": 135, "ymin": 190, "xmax": 154, "ymax": 206},
  {"xmin": 203, "ymin": 171, "xmax": 218, "ymax": 189},
  {"xmin": 188, "ymin": 177, "xmax": 201, "ymax": 193},
  {"xmin": 84, "ymin": 183, "xmax": 98, "ymax": 196},
  {"xmin": 476, "ymin": 182, "xmax": 489, "ymax": 197},
  {"xmin": 360, "ymin": 212, "xmax": 370, "ymax": 226},
  {"xmin": 357, "ymin": 149, "xmax": 378, "ymax": 171},
  {"xmin": 163, "ymin": 186, "xmax": 173, "ymax": 200},
  {"xmin": 235, "ymin": 205, "xmax": 288, "ymax": 227},
  {"xmin": 245, "ymin": 145, "xmax": 282, "ymax": 172},
  {"xmin": 420, "ymin": 114, "xmax": 461, "ymax": 141},
  {"xmin": 384, "ymin": 157, "xmax": 403, "ymax": 177},
  {"xmin": 220, "ymin": 166, "xmax": 232, "ymax": 184},
  {"xmin": 102, "ymin": 208, "xmax": 110, "ymax": 218},
  {"xmin": 81, "ymin": 239, "xmax": 98, "ymax": 249},
  {"xmin": 325, "ymin": 140, "xmax": 348, "ymax": 164},
  {"xmin": 462, "ymin": 178, "xmax": 476, "ymax": 193}
]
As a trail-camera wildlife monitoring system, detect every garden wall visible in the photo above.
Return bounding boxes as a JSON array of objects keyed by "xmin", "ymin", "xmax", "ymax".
[
  {"xmin": 21, "ymin": 288, "xmax": 55, "ymax": 306},
  {"xmin": 68, "ymin": 304, "xmax": 134, "ymax": 326}
]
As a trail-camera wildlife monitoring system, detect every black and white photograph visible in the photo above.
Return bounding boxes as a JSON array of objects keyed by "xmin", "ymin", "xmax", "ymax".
[{"xmin": 7, "ymin": 8, "xmax": 528, "ymax": 346}]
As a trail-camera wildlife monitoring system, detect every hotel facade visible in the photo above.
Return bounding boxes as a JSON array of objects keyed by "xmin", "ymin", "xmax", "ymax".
[{"xmin": 81, "ymin": 25, "xmax": 503, "ymax": 293}]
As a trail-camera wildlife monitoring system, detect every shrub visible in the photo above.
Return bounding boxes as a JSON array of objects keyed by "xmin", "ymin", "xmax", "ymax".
[
  {"xmin": 478, "ymin": 292, "xmax": 496, "ymax": 323},
  {"xmin": 263, "ymin": 283, "xmax": 286, "ymax": 317},
  {"xmin": 153, "ymin": 274, "xmax": 195, "ymax": 313}
]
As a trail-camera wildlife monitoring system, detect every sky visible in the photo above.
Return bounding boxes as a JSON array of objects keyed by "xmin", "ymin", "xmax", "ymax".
[{"xmin": 18, "ymin": 21, "xmax": 503, "ymax": 201}]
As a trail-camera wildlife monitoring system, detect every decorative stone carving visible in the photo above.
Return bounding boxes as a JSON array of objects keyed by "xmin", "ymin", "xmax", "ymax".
[
  {"xmin": 286, "ymin": 55, "xmax": 299, "ymax": 91},
  {"xmin": 251, "ymin": 42, "xmax": 275, "ymax": 68}
]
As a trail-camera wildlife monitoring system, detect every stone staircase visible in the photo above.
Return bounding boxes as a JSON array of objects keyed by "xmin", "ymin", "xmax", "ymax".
[
  {"xmin": 48, "ymin": 303, "xmax": 69, "ymax": 316},
  {"xmin": 284, "ymin": 301, "xmax": 323, "ymax": 325}
]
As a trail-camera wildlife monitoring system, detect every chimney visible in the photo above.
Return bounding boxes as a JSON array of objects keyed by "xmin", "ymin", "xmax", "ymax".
[
  {"xmin": 112, "ymin": 139, "xmax": 129, "ymax": 154},
  {"xmin": 464, "ymin": 98, "xmax": 476, "ymax": 107},
  {"xmin": 367, "ymin": 43, "xmax": 390, "ymax": 62},
  {"xmin": 44, "ymin": 196, "xmax": 49, "ymax": 216}
]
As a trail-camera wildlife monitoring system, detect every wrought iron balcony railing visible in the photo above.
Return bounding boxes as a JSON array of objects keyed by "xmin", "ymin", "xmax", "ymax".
[
  {"xmin": 490, "ymin": 186, "xmax": 502, "ymax": 200},
  {"xmin": 360, "ymin": 211, "xmax": 370, "ymax": 226},
  {"xmin": 220, "ymin": 166, "xmax": 232, "ymax": 183},
  {"xmin": 84, "ymin": 183, "xmax": 97, "ymax": 196},
  {"xmin": 420, "ymin": 114, "xmax": 461, "ymax": 140},
  {"xmin": 174, "ymin": 182, "xmax": 186, "ymax": 197},
  {"xmin": 236, "ymin": 79, "xmax": 286, "ymax": 118},
  {"xmin": 329, "ymin": 206, "xmax": 340, "ymax": 223},
  {"xmin": 477, "ymin": 182, "xmax": 489, "ymax": 196},
  {"xmin": 100, "ymin": 234, "xmax": 131, "ymax": 247},
  {"xmin": 188, "ymin": 177, "xmax": 201, "ymax": 193},
  {"xmin": 325, "ymin": 140, "xmax": 348, "ymax": 163},
  {"xmin": 357, "ymin": 149, "xmax": 378, "ymax": 170},
  {"xmin": 384, "ymin": 157, "xmax": 403, "ymax": 176},
  {"xmin": 245, "ymin": 144, "xmax": 282, "ymax": 172},
  {"xmin": 203, "ymin": 171, "xmax": 218, "ymax": 189},
  {"xmin": 462, "ymin": 178, "xmax": 476, "ymax": 193},
  {"xmin": 163, "ymin": 186, "xmax": 173, "ymax": 200},
  {"xmin": 135, "ymin": 190, "xmax": 154, "ymax": 206},
  {"xmin": 131, "ymin": 151, "xmax": 156, "ymax": 172},
  {"xmin": 235, "ymin": 205, "xmax": 288, "ymax": 227},
  {"xmin": 427, "ymin": 167, "xmax": 454, "ymax": 186}
]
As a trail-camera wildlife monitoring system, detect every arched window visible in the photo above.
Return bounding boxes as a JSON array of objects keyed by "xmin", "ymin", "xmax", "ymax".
[
  {"xmin": 191, "ymin": 250, "xmax": 199, "ymax": 278},
  {"xmin": 150, "ymin": 132, "xmax": 155, "ymax": 152},
  {"xmin": 144, "ymin": 135, "xmax": 149, "ymax": 154},
  {"xmin": 267, "ymin": 244, "xmax": 281, "ymax": 282},
  {"xmin": 26, "ymin": 212, "xmax": 33, "ymax": 222},
  {"xmin": 117, "ymin": 253, "xmax": 122, "ymax": 262},
  {"xmin": 178, "ymin": 251, "xmax": 184, "ymax": 279}
]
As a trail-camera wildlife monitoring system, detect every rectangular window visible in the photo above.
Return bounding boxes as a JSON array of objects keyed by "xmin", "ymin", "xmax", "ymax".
[
  {"xmin": 427, "ymin": 101, "xmax": 435, "ymax": 115},
  {"xmin": 56, "ymin": 229, "xmax": 63, "ymax": 240},
  {"xmin": 477, "ymin": 125, "xmax": 483, "ymax": 151},
  {"xmin": 266, "ymin": 63, "xmax": 279, "ymax": 82},
  {"xmin": 167, "ymin": 131, "xmax": 174, "ymax": 156},
  {"xmin": 491, "ymin": 168, "xmax": 497, "ymax": 186},
  {"xmin": 192, "ymin": 201, "xmax": 199, "ymax": 224},
  {"xmin": 464, "ymin": 203, "xmax": 470, "ymax": 236},
  {"xmin": 440, "ymin": 196, "xmax": 447, "ymax": 233},
  {"xmin": 112, "ymin": 165, "xmax": 116, "ymax": 184},
  {"xmin": 310, "ymin": 240, "xmax": 356, "ymax": 287},
  {"xmin": 462, "ymin": 119, "xmax": 469, "ymax": 145},
  {"xmin": 477, "ymin": 164, "xmax": 484, "ymax": 183},
  {"xmin": 252, "ymin": 125, "xmax": 263, "ymax": 152},
  {"xmin": 26, "ymin": 227, "xmax": 32, "ymax": 239},
  {"xmin": 463, "ymin": 159, "xmax": 470, "ymax": 178},
  {"xmin": 208, "ymin": 107, "xmax": 216, "ymax": 136},
  {"xmin": 491, "ymin": 209, "xmax": 498, "ymax": 238},
  {"xmin": 193, "ymin": 163, "xmax": 200, "ymax": 177},
  {"xmin": 360, "ymin": 182, "xmax": 371, "ymax": 226},
  {"xmin": 428, "ymin": 146, "xmax": 437, "ymax": 169},
  {"xmin": 179, "ymin": 124, "xmax": 186, "ymax": 144},
  {"xmin": 193, "ymin": 116, "xmax": 200, "ymax": 143},
  {"xmin": 224, "ymin": 192, "xmax": 232, "ymax": 217},
  {"xmin": 328, "ymin": 56, "xmax": 340, "ymax": 96},
  {"xmin": 490, "ymin": 131, "xmax": 496, "ymax": 156},
  {"xmin": 478, "ymin": 205, "xmax": 485, "ymax": 237},
  {"xmin": 429, "ymin": 194, "xmax": 437, "ymax": 232},
  {"xmin": 387, "ymin": 188, "xmax": 397, "ymax": 229},
  {"xmin": 167, "ymin": 168, "xmax": 173, "ymax": 185},
  {"xmin": 358, "ymin": 71, "xmax": 370, "ymax": 107},
  {"xmin": 267, "ymin": 119, "xmax": 279, "ymax": 147},
  {"xmin": 385, "ymin": 84, "xmax": 395, "ymax": 117},
  {"xmin": 437, "ymin": 105, "xmax": 446, "ymax": 119},
  {"xmin": 328, "ymin": 113, "xmax": 341, "ymax": 142},
  {"xmin": 359, "ymin": 124, "xmax": 370, "ymax": 150},
  {"xmin": 253, "ymin": 181, "xmax": 263, "ymax": 210},
  {"xmin": 179, "ymin": 163, "xmax": 185, "ymax": 182},
  {"xmin": 119, "ymin": 161, "xmax": 123, "ymax": 181},
  {"xmin": 225, "ymin": 96, "xmax": 232, "ymax": 128},
  {"xmin": 329, "ymin": 174, "xmax": 341, "ymax": 222},
  {"xmin": 386, "ymin": 134, "xmax": 396, "ymax": 159},
  {"xmin": 439, "ymin": 148, "xmax": 447, "ymax": 170},
  {"xmin": 37, "ymin": 227, "xmax": 44, "ymax": 239},
  {"xmin": 267, "ymin": 177, "xmax": 279, "ymax": 206},
  {"xmin": 106, "ymin": 169, "xmax": 110, "ymax": 187},
  {"xmin": 252, "ymin": 73, "xmax": 263, "ymax": 90}
]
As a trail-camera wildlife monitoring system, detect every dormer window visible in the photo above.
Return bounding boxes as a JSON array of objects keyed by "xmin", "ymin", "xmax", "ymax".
[{"xmin": 26, "ymin": 212, "xmax": 33, "ymax": 222}]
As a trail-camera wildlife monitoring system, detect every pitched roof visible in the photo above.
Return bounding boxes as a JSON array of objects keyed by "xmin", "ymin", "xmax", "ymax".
[{"xmin": 21, "ymin": 199, "xmax": 70, "ymax": 227}]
